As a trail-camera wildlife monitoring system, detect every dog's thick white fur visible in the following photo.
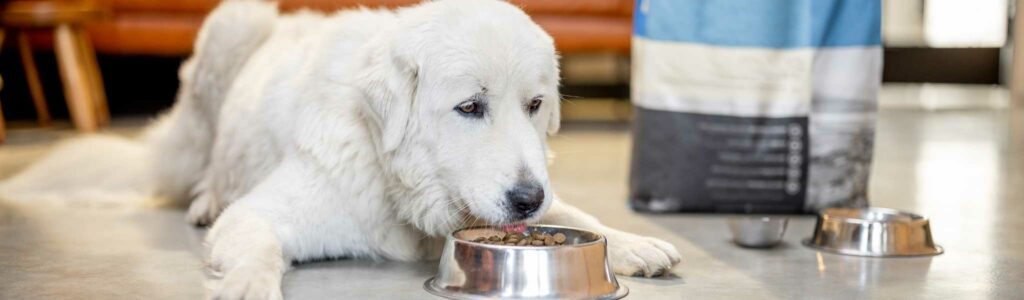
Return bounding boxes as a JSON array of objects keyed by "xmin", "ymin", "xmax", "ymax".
[{"xmin": 3, "ymin": 0, "xmax": 680, "ymax": 299}]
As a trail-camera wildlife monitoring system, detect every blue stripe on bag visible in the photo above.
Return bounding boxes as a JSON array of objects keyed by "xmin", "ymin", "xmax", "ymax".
[{"xmin": 634, "ymin": 0, "xmax": 880, "ymax": 48}]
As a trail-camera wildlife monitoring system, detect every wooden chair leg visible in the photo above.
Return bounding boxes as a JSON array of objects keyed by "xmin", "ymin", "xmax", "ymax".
[
  {"xmin": 74, "ymin": 29, "xmax": 108, "ymax": 126},
  {"xmin": 54, "ymin": 24, "xmax": 98, "ymax": 132},
  {"xmin": 0, "ymin": 31, "xmax": 5, "ymax": 144},
  {"xmin": 0, "ymin": 98, "xmax": 5, "ymax": 144},
  {"xmin": 16, "ymin": 31, "xmax": 52, "ymax": 127}
]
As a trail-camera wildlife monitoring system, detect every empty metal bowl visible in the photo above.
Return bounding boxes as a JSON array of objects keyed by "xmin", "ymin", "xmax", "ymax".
[
  {"xmin": 803, "ymin": 207, "xmax": 943, "ymax": 257},
  {"xmin": 424, "ymin": 225, "xmax": 627, "ymax": 300},
  {"xmin": 728, "ymin": 216, "xmax": 788, "ymax": 248}
]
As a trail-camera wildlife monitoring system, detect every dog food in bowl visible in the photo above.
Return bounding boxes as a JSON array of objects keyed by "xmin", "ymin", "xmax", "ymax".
[{"xmin": 472, "ymin": 232, "xmax": 568, "ymax": 246}]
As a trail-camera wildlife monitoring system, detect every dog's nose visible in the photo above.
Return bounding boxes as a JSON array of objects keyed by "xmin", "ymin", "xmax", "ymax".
[{"xmin": 507, "ymin": 181, "xmax": 545, "ymax": 219}]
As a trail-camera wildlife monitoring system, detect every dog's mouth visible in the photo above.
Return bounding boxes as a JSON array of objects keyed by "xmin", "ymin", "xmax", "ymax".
[{"xmin": 499, "ymin": 222, "xmax": 527, "ymax": 233}]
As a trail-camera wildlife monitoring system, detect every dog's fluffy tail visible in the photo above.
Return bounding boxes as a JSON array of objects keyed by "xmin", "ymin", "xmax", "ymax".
[
  {"xmin": 0, "ymin": 1, "xmax": 276, "ymax": 207},
  {"xmin": 0, "ymin": 135, "xmax": 155, "ymax": 206}
]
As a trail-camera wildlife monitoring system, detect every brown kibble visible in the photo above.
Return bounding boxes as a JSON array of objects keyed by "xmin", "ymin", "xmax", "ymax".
[{"xmin": 473, "ymin": 231, "xmax": 569, "ymax": 247}]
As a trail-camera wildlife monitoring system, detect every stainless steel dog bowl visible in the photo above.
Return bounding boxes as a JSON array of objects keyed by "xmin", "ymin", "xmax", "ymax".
[
  {"xmin": 728, "ymin": 216, "xmax": 788, "ymax": 248},
  {"xmin": 424, "ymin": 225, "xmax": 628, "ymax": 300},
  {"xmin": 803, "ymin": 207, "xmax": 943, "ymax": 257}
]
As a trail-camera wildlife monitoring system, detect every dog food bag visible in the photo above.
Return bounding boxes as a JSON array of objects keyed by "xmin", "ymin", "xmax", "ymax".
[{"xmin": 629, "ymin": 0, "xmax": 881, "ymax": 213}]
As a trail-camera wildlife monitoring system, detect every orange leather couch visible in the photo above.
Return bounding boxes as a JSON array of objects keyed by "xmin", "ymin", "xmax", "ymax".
[{"xmin": 87, "ymin": 0, "xmax": 633, "ymax": 56}]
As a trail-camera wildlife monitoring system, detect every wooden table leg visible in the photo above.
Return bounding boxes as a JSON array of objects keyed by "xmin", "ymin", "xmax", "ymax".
[
  {"xmin": 1013, "ymin": 0, "xmax": 1024, "ymax": 105},
  {"xmin": 54, "ymin": 24, "xmax": 98, "ymax": 132},
  {"xmin": 74, "ymin": 29, "xmax": 108, "ymax": 126},
  {"xmin": 16, "ymin": 30, "xmax": 52, "ymax": 127}
]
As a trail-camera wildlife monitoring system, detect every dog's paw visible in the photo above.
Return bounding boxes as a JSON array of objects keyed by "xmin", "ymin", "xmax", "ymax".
[
  {"xmin": 187, "ymin": 193, "xmax": 219, "ymax": 226},
  {"xmin": 605, "ymin": 231, "xmax": 682, "ymax": 277},
  {"xmin": 213, "ymin": 264, "xmax": 283, "ymax": 300}
]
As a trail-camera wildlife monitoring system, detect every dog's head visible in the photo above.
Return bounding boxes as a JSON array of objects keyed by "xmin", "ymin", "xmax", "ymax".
[{"xmin": 357, "ymin": 0, "xmax": 560, "ymax": 236}]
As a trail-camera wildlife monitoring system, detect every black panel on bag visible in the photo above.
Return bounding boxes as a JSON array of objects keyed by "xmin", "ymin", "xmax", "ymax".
[{"xmin": 629, "ymin": 107, "xmax": 809, "ymax": 214}]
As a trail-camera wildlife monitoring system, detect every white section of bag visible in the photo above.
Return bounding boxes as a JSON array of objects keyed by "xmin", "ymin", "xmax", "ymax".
[
  {"xmin": 632, "ymin": 38, "xmax": 882, "ymax": 117},
  {"xmin": 812, "ymin": 47, "xmax": 883, "ymax": 101},
  {"xmin": 631, "ymin": 37, "xmax": 813, "ymax": 117}
]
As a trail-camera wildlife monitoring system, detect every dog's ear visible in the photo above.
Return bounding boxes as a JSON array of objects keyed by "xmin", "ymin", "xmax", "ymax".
[
  {"xmin": 358, "ymin": 40, "xmax": 418, "ymax": 153},
  {"xmin": 546, "ymin": 98, "xmax": 561, "ymax": 135},
  {"xmin": 546, "ymin": 53, "xmax": 562, "ymax": 135}
]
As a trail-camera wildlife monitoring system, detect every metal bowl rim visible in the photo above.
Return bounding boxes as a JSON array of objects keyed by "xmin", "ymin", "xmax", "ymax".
[
  {"xmin": 450, "ymin": 225, "xmax": 607, "ymax": 249},
  {"xmin": 423, "ymin": 276, "xmax": 629, "ymax": 300},
  {"xmin": 819, "ymin": 207, "xmax": 930, "ymax": 225},
  {"xmin": 802, "ymin": 238, "xmax": 944, "ymax": 257}
]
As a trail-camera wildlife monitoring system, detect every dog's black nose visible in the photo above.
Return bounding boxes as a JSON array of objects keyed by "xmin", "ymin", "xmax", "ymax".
[{"xmin": 507, "ymin": 181, "xmax": 545, "ymax": 219}]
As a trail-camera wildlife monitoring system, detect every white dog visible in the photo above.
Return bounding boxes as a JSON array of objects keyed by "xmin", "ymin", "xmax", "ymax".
[{"xmin": 8, "ymin": 0, "xmax": 680, "ymax": 299}]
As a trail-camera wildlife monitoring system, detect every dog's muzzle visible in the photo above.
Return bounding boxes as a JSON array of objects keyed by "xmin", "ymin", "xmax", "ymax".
[{"xmin": 506, "ymin": 181, "xmax": 544, "ymax": 220}]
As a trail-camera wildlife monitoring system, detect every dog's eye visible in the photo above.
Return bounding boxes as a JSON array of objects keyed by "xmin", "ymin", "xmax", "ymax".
[
  {"xmin": 526, "ymin": 98, "xmax": 542, "ymax": 115},
  {"xmin": 455, "ymin": 100, "xmax": 484, "ymax": 118}
]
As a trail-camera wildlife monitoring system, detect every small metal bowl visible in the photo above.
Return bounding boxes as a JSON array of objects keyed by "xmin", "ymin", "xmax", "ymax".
[
  {"xmin": 424, "ymin": 225, "xmax": 628, "ymax": 300},
  {"xmin": 728, "ymin": 216, "xmax": 788, "ymax": 248},
  {"xmin": 803, "ymin": 207, "xmax": 943, "ymax": 257}
]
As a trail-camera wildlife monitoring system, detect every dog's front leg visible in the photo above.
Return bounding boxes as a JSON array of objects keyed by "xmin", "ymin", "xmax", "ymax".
[
  {"xmin": 201, "ymin": 159, "xmax": 315, "ymax": 300},
  {"xmin": 205, "ymin": 205, "xmax": 288, "ymax": 300},
  {"xmin": 539, "ymin": 197, "xmax": 682, "ymax": 277}
]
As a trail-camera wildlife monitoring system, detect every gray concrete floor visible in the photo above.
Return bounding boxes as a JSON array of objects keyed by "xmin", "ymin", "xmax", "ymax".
[{"xmin": 1, "ymin": 91, "xmax": 1022, "ymax": 299}]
